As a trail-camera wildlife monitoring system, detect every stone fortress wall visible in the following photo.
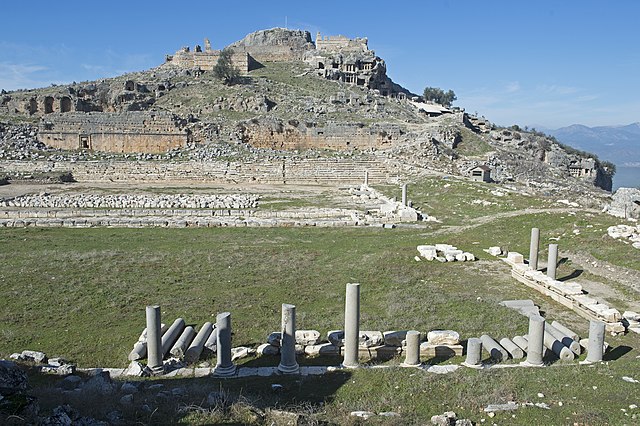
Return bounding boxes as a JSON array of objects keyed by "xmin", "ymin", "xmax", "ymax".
[{"xmin": 38, "ymin": 112, "xmax": 190, "ymax": 154}]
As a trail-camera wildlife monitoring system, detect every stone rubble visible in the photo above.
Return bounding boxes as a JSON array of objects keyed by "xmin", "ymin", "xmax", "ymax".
[
  {"xmin": 607, "ymin": 224, "xmax": 640, "ymax": 249},
  {"xmin": 417, "ymin": 244, "xmax": 476, "ymax": 262}
]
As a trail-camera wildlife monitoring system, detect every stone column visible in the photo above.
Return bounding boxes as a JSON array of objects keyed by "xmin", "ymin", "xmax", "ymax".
[
  {"xmin": 401, "ymin": 184, "xmax": 408, "ymax": 206},
  {"xmin": 278, "ymin": 304, "xmax": 300, "ymax": 374},
  {"xmin": 464, "ymin": 337, "xmax": 483, "ymax": 367},
  {"xmin": 364, "ymin": 171, "xmax": 369, "ymax": 186},
  {"xmin": 213, "ymin": 312, "xmax": 236, "ymax": 377},
  {"xmin": 342, "ymin": 283, "xmax": 360, "ymax": 368},
  {"xmin": 499, "ymin": 337, "xmax": 524, "ymax": 359},
  {"xmin": 525, "ymin": 314, "xmax": 545, "ymax": 366},
  {"xmin": 547, "ymin": 244, "xmax": 558, "ymax": 279},
  {"xmin": 185, "ymin": 322, "xmax": 214, "ymax": 364},
  {"xmin": 145, "ymin": 305, "xmax": 163, "ymax": 375},
  {"xmin": 529, "ymin": 227, "xmax": 540, "ymax": 270},
  {"xmin": 402, "ymin": 330, "xmax": 421, "ymax": 367},
  {"xmin": 480, "ymin": 334, "xmax": 508, "ymax": 361},
  {"xmin": 585, "ymin": 320, "xmax": 605, "ymax": 363}
]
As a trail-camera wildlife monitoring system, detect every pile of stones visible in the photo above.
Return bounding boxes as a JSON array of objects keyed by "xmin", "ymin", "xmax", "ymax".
[
  {"xmin": 417, "ymin": 244, "xmax": 476, "ymax": 262},
  {"xmin": 607, "ymin": 224, "xmax": 640, "ymax": 249},
  {"xmin": 1, "ymin": 193, "xmax": 259, "ymax": 210},
  {"xmin": 9, "ymin": 350, "xmax": 76, "ymax": 375},
  {"xmin": 257, "ymin": 329, "xmax": 461, "ymax": 358}
]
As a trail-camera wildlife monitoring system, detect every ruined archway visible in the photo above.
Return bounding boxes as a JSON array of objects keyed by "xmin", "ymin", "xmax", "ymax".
[
  {"xmin": 28, "ymin": 98, "xmax": 38, "ymax": 115},
  {"xmin": 44, "ymin": 96, "xmax": 54, "ymax": 114},
  {"xmin": 60, "ymin": 97, "xmax": 72, "ymax": 113}
]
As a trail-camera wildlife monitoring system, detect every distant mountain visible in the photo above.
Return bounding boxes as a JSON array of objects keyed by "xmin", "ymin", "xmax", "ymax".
[{"xmin": 543, "ymin": 123, "xmax": 640, "ymax": 167}]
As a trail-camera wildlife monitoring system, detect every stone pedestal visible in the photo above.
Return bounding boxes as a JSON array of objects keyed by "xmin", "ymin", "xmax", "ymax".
[
  {"xmin": 213, "ymin": 312, "xmax": 236, "ymax": 377},
  {"xmin": 342, "ymin": 283, "xmax": 360, "ymax": 368},
  {"xmin": 585, "ymin": 320, "xmax": 605, "ymax": 363},
  {"xmin": 463, "ymin": 337, "xmax": 482, "ymax": 368},
  {"xmin": 401, "ymin": 330, "xmax": 421, "ymax": 367},
  {"xmin": 529, "ymin": 228, "xmax": 540, "ymax": 270},
  {"xmin": 525, "ymin": 315, "xmax": 545, "ymax": 366},
  {"xmin": 547, "ymin": 244, "xmax": 558, "ymax": 279},
  {"xmin": 278, "ymin": 304, "xmax": 300, "ymax": 374},
  {"xmin": 401, "ymin": 184, "xmax": 408, "ymax": 206},
  {"xmin": 145, "ymin": 305, "xmax": 163, "ymax": 375}
]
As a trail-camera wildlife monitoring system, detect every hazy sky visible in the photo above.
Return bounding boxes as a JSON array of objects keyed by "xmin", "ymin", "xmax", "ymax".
[{"xmin": 1, "ymin": 0, "xmax": 638, "ymax": 129}]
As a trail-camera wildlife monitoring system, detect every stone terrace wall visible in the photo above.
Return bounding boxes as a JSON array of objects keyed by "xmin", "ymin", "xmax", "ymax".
[
  {"xmin": 0, "ymin": 158, "xmax": 395, "ymax": 184},
  {"xmin": 39, "ymin": 112, "xmax": 189, "ymax": 154}
]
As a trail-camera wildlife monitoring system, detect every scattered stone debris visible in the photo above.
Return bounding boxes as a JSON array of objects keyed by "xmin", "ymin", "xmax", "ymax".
[
  {"xmin": 417, "ymin": 244, "xmax": 476, "ymax": 262},
  {"xmin": 431, "ymin": 411, "xmax": 473, "ymax": 425},
  {"xmin": 622, "ymin": 376, "xmax": 639, "ymax": 383},
  {"xmin": 607, "ymin": 224, "xmax": 640, "ymax": 249}
]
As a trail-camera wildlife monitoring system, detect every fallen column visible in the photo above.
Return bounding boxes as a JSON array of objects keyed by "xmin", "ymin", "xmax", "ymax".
[
  {"xmin": 529, "ymin": 227, "xmax": 540, "ymax": 270},
  {"xmin": 550, "ymin": 320, "xmax": 579, "ymax": 341},
  {"xmin": 161, "ymin": 318, "xmax": 186, "ymax": 358},
  {"xmin": 512, "ymin": 335, "xmax": 528, "ymax": 352},
  {"xmin": 401, "ymin": 330, "xmax": 422, "ymax": 367},
  {"xmin": 480, "ymin": 335, "xmax": 508, "ymax": 361},
  {"xmin": 547, "ymin": 244, "xmax": 558, "ymax": 279},
  {"xmin": 145, "ymin": 305, "xmax": 164, "ymax": 375},
  {"xmin": 204, "ymin": 325, "xmax": 217, "ymax": 352},
  {"xmin": 546, "ymin": 323, "xmax": 581, "ymax": 355},
  {"xmin": 170, "ymin": 326, "xmax": 196, "ymax": 358},
  {"xmin": 585, "ymin": 320, "xmax": 606, "ymax": 363},
  {"xmin": 278, "ymin": 303, "xmax": 300, "ymax": 374},
  {"xmin": 524, "ymin": 315, "xmax": 545, "ymax": 366},
  {"xmin": 543, "ymin": 331, "xmax": 574, "ymax": 360},
  {"xmin": 213, "ymin": 312, "xmax": 236, "ymax": 377},
  {"xmin": 343, "ymin": 283, "xmax": 361, "ymax": 368},
  {"xmin": 499, "ymin": 337, "xmax": 524, "ymax": 359},
  {"xmin": 463, "ymin": 337, "xmax": 483, "ymax": 368},
  {"xmin": 185, "ymin": 322, "xmax": 214, "ymax": 364}
]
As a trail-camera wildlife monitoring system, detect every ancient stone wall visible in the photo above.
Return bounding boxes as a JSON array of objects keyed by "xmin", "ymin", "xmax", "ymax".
[
  {"xmin": 166, "ymin": 47, "xmax": 250, "ymax": 73},
  {"xmin": 38, "ymin": 112, "xmax": 190, "ymax": 154},
  {"xmin": 315, "ymin": 33, "xmax": 369, "ymax": 52},
  {"xmin": 239, "ymin": 120, "xmax": 402, "ymax": 151},
  {"xmin": 0, "ymin": 157, "xmax": 394, "ymax": 184}
]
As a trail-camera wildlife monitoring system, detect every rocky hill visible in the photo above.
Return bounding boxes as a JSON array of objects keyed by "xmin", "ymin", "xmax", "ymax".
[{"xmin": 0, "ymin": 28, "xmax": 614, "ymax": 192}]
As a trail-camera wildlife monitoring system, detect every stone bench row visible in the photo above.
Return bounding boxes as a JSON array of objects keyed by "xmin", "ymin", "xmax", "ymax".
[{"xmin": 0, "ymin": 208, "xmax": 256, "ymax": 219}]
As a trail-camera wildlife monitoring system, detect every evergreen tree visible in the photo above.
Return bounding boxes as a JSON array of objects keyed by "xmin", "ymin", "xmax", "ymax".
[
  {"xmin": 422, "ymin": 87, "xmax": 457, "ymax": 107},
  {"xmin": 213, "ymin": 48, "xmax": 240, "ymax": 85}
]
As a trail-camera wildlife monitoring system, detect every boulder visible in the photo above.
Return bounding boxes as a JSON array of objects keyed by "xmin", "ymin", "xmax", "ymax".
[
  {"xmin": 383, "ymin": 330, "xmax": 408, "ymax": 347},
  {"xmin": 257, "ymin": 344, "xmax": 280, "ymax": 356},
  {"xmin": 427, "ymin": 330, "xmax": 460, "ymax": 345},
  {"xmin": 327, "ymin": 330, "xmax": 345, "ymax": 346},
  {"xmin": 359, "ymin": 331, "xmax": 384, "ymax": 347},
  {"xmin": 267, "ymin": 332, "xmax": 281, "ymax": 347},
  {"xmin": 295, "ymin": 330, "xmax": 321, "ymax": 345}
]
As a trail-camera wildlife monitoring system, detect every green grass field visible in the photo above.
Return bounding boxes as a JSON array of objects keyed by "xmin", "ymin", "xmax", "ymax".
[{"xmin": 1, "ymin": 182, "xmax": 639, "ymax": 424}]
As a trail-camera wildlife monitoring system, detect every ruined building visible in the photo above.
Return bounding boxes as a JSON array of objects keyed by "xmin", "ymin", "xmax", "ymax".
[{"xmin": 39, "ymin": 112, "xmax": 190, "ymax": 154}]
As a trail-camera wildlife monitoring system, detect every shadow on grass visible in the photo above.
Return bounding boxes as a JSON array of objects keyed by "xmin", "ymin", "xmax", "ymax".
[
  {"xmin": 603, "ymin": 345, "xmax": 633, "ymax": 361},
  {"xmin": 558, "ymin": 269, "xmax": 583, "ymax": 282}
]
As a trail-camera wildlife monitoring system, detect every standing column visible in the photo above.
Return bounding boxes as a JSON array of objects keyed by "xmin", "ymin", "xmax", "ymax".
[
  {"xmin": 529, "ymin": 227, "xmax": 540, "ymax": 270},
  {"xmin": 585, "ymin": 320, "xmax": 606, "ymax": 363},
  {"xmin": 402, "ymin": 330, "xmax": 421, "ymax": 367},
  {"xmin": 364, "ymin": 171, "xmax": 369, "ymax": 186},
  {"xmin": 547, "ymin": 244, "xmax": 558, "ymax": 279},
  {"xmin": 401, "ymin": 184, "xmax": 408, "ymax": 206},
  {"xmin": 213, "ymin": 312, "xmax": 236, "ymax": 377},
  {"xmin": 525, "ymin": 315, "xmax": 545, "ymax": 366},
  {"xmin": 278, "ymin": 304, "xmax": 299, "ymax": 374},
  {"xmin": 463, "ymin": 338, "xmax": 483, "ymax": 368},
  {"xmin": 342, "ymin": 283, "xmax": 360, "ymax": 368},
  {"xmin": 145, "ymin": 305, "xmax": 163, "ymax": 375}
]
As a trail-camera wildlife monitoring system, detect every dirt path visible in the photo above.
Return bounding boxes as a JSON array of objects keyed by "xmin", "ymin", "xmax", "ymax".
[
  {"xmin": 566, "ymin": 251, "xmax": 640, "ymax": 296},
  {"xmin": 431, "ymin": 207, "xmax": 600, "ymax": 235}
]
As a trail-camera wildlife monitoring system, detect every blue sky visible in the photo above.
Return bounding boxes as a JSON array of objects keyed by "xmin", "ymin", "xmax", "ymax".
[{"xmin": 1, "ymin": 0, "xmax": 638, "ymax": 129}]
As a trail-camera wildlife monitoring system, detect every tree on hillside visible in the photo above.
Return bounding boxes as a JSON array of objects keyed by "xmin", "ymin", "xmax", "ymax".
[
  {"xmin": 214, "ymin": 48, "xmax": 240, "ymax": 85},
  {"xmin": 423, "ymin": 87, "xmax": 457, "ymax": 107}
]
